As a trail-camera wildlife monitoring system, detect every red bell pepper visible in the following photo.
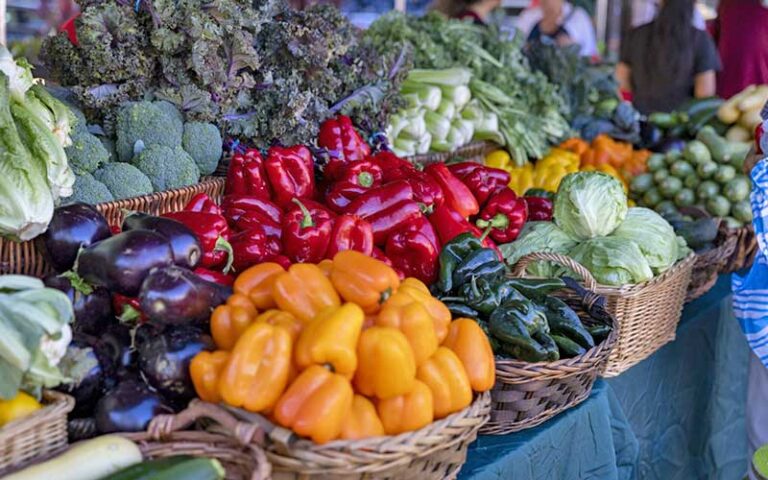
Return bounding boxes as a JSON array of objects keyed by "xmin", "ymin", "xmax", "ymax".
[
  {"xmin": 318, "ymin": 115, "xmax": 371, "ymax": 180},
  {"xmin": 371, "ymin": 151, "xmax": 417, "ymax": 183},
  {"xmin": 270, "ymin": 254, "xmax": 292, "ymax": 270},
  {"xmin": 234, "ymin": 212, "xmax": 282, "ymax": 240},
  {"xmin": 337, "ymin": 160, "xmax": 383, "ymax": 187},
  {"xmin": 424, "ymin": 163, "xmax": 479, "ymax": 217},
  {"xmin": 324, "ymin": 181, "xmax": 369, "ymax": 214},
  {"xmin": 194, "ymin": 267, "xmax": 235, "ymax": 287},
  {"xmin": 230, "ymin": 225, "xmax": 282, "ymax": 273},
  {"xmin": 476, "ymin": 189, "xmax": 528, "ymax": 243},
  {"xmin": 265, "ymin": 145, "xmax": 316, "ymax": 207},
  {"xmin": 429, "ymin": 204, "xmax": 500, "ymax": 256},
  {"xmin": 185, "ymin": 193, "xmax": 222, "ymax": 215},
  {"xmin": 371, "ymin": 246, "xmax": 405, "ymax": 280},
  {"xmin": 283, "ymin": 198, "xmax": 334, "ymax": 264},
  {"xmin": 221, "ymin": 194, "xmax": 282, "ymax": 230},
  {"xmin": 447, "ymin": 162, "xmax": 510, "ymax": 207},
  {"xmin": 344, "ymin": 181, "xmax": 422, "ymax": 245},
  {"xmin": 385, "ymin": 214, "xmax": 440, "ymax": 285},
  {"xmin": 162, "ymin": 211, "xmax": 234, "ymax": 272},
  {"xmin": 326, "ymin": 214, "xmax": 374, "ymax": 258},
  {"xmin": 225, "ymin": 150, "xmax": 271, "ymax": 198},
  {"xmin": 323, "ymin": 161, "xmax": 383, "ymax": 214},
  {"xmin": 113, "ymin": 293, "xmax": 146, "ymax": 323},
  {"xmin": 523, "ymin": 196, "xmax": 554, "ymax": 221},
  {"xmin": 405, "ymin": 171, "xmax": 444, "ymax": 212}
]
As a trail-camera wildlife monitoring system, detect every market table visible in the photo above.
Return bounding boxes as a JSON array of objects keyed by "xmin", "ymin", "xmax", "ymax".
[{"xmin": 460, "ymin": 275, "xmax": 751, "ymax": 480}]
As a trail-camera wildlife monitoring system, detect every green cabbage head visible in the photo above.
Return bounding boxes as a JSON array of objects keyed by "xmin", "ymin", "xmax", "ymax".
[
  {"xmin": 569, "ymin": 236, "xmax": 653, "ymax": 286},
  {"xmin": 500, "ymin": 221, "xmax": 578, "ymax": 277},
  {"xmin": 610, "ymin": 207, "xmax": 681, "ymax": 274},
  {"xmin": 554, "ymin": 172, "xmax": 628, "ymax": 240}
]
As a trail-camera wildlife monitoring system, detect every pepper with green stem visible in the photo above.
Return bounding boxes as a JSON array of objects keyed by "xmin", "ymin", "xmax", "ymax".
[{"xmin": 489, "ymin": 299, "xmax": 559, "ymax": 362}]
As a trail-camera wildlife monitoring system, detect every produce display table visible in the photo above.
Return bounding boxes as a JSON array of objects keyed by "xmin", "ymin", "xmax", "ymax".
[{"xmin": 460, "ymin": 275, "xmax": 751, "ymax": 480}]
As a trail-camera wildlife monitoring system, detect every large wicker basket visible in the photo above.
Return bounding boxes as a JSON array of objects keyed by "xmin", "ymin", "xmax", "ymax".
[
  {"xmin": 0, "ymin": 177, "xmax": 225, "ymax": 276},
  {"xmin": 0, "ymin": 390, "xmax": 74, "ymax": 476},
  {"xmin": 481, "ymin": 271, "xmax": 619, "ymax": 435},
  {"xmin": 722, "ymin": 225, "xmax": 758, "ymax": 273},
  {"xmin": 222, "ymin": 393, "xmax": 491, "ymax": 480},
  {"xmin": 408, "ymin": 141, "xmax": 499, "ymax": 166},
  {"xmin": 121, "ymin": 400, "xmax": 271, "ymax": 480},
  {"xmin": 511, "ymin": 251, "xmax": 695, "ymax": 377}
]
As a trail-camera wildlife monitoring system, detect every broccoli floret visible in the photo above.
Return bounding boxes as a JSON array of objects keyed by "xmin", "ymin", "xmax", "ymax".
[
  {"xmin": 99, "ymin": 136, "xmax": 118, "ymax": 162},
  {"xmin": 132, "ymin": 145, "xmax": 200, "ymax": 192},
  {"xmin": 64, "ymin": 173, "xmax": 114, "ymax": 205},
  {"xmin": 182, "ymin": 122, "xmax": 223, "ymax": 175},
  {"xmin": 115, "ymin": 101, "xmax": 183, "ymax": 162},
  {"xmin": 93, "ymin": 162, "xmax": 154, "ymax": 200},
  {"xmin": 153, "ymin": 100, "xmax": 184, "ymax": 133},
  {"xmin": 65, "ymin": 128, "xmax": 110, "ymax": 174}
]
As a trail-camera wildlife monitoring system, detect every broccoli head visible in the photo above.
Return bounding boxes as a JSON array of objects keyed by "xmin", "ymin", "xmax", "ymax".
[
  {"xmin": 132, "ymin": 145, "xmax": 200, "ymax": 192},
  {"xmin": 153, "ymin": 100, "xmax": 184, "ymax": 134},
  {"xmin": 99, "ymin": 136, "xmax": 118, "ymax": 162},
  {"xmin": 115, "ymin": 101, "xmax": 183, "ymax": 162},
  {"xmin": 182, "ymin": 122, "xmax": 223, "ymax": 175},
  {"xmin": 93, "ymin": 162, "xmax": 154, "ymax": 200},
  {"xmin": 64, "ymin": 173, "xmax": 115, "ymax": 205},
  {"xmin": 65, "ymin": 129, "xmax": 110, "ymax": 175}
]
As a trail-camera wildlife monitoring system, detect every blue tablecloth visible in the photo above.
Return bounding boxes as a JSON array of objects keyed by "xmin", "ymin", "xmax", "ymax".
[{"xmin": 460, "ymin": 275, "xmax": 750, "ymax": 480}]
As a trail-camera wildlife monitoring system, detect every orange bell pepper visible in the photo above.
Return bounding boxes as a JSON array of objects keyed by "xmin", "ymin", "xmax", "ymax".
[
  {"xmin": 377, "ymin": 298, "xmax": 438, "ymax": 365},
  {"xmin": 318, "ymin": 259, "xmax": 334, "ymax": 278},
  {"xmin": 211, "ymin": 304, "xmax": 255, "ymax": 350},
  {"xmin": 190, "ymin": 350, "xmax": 229, "ymax": 403},
  {"xmin": 273, "ymin": 365, "xmax": 354, "ymax": 444},
  {"xmin": 226, "ymin": 292, "xmax": 258, "ymax": 317},
  {"xmin": 417, "ymin": 347, "xmax": 473, "ymax": 419},
  {"xmin": 218, "ymin": 322, "xmax": 293, "ymax": 412},
  {"xmin": 560, "ymin": 137, "xmax": 589, "ymax": 156},
  {"xmin": 330, "ymin": 250, "xmax": 400, "ymax": 314},
  {"xmin": 294, "ymin": 303, "xmax": 364, "ymax": 378},
  {"xmin": 339, "ymin": 395, "xmax": 385, "ymax": 440},
  {"xmin": 377, "ymin": 379, "xmax": 434, "ymax": 435},
  {"xmin": 388, "ymin": 278, "xmax": 451, "ymax": 343},
  {"xmin": 273, "ymin": 263, "xmax": 341, "ymax": 323},
  {"xmin": 256, "ymin": 309, "xmax": 303, "ymax": 342},
  {"xmin": 354, "ymin": 326, "xmax": 416, "ymax": 399},
  {"xmin": 234, "ymin": 262, "xmax": 285, "ymax": 310},
  {"xmin": 441, "ymin": 319, "xmax": 495, "ymax": 392}
]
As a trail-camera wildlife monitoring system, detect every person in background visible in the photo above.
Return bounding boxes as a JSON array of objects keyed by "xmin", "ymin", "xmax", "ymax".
[
  {"xmin": 429, "ymin": 0, "xmax": 502, "ymax": 25},
  {"xmin": 631, "ymin": 0, "xmax": 706, "ymax": 29},
  {"xmin": 615, "ymin": 0, "xmax": 720, "ymax": 114},
  {"xmin": 515, "ymin": 0, "xmax": 598, "ymax": 57},
  {"xmin": 712, "ymin": 0, "xmax": 768, "ymax": 99}
]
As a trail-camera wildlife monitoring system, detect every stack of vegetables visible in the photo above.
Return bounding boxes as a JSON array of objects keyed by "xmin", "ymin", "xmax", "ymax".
[
  {"xmin": 0, "ymin": 47, "xmax": 78, "ymax": 241},
  {"xmin": 502, "ymin": 172, "xmax": 690, "ymax": 287},
  {"xmin": 386, "ymin": 68, "xmax": 502, "ymax": 156},
  {"xmin": 492, "ymin": 147, "xmax": 580, "ymax": 196},
  {"xmin": 559, "ymin": 135, "xmax": 651, "ymax": 191},
  {"xmin": 630, "ymin": 126, "xmax": 752, "ymax": 227},
  {"xmin": 433, "ymin": 234, "xmax": 611, "ymax": 362},
  {"xmin": 716, "ymin": 85, "xmax": 768, "ymax": 142},
  {"xmin": 191, "ymin": 251, "xmax": 495, "ymax": 444},
  {"xmin": 643, "ymin": 97, "xmax": 725, "ymax": 149}
]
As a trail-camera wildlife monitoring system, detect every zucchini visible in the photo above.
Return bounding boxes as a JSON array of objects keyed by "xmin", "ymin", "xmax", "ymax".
[
  {"xmin": 4, "ymin": 435, "xmax": 142, "ymax": 480},
  {"xmin": 103, "ymin": 457, "xmax": 225, "ymax": 480}
]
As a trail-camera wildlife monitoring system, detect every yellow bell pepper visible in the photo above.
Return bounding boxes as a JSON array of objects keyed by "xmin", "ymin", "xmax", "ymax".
[
  {"xmin": 377, "ymin": 298, "xmax": 438, "ymax": 365},
  {"xmin": 255, "ymin": 309, "xmax": 303, "ymax": 343},
  {"xmin": 485, "ymin": 150, "xmax": 511, "ymax": 170},
  {"xmin": 294, "ymin": 303, "xmax": 365, "ymax": 379},
  {"xmin": 354, "ymin": 326, "xmax": 416, "ymax": 399},
  {"xmin": 0, "ymin": 391, "xmax": 41, "ymax": 427},
  {"xmin": 377, "ymin": 379, "xmax": 435, "ymax": 435},
  {"xmin": 581, "ymin": 164, "xmax": 629, "ymax": 193},
  {"xmin": 417, "ymin": 347, "xmax": 473, "ymax": 419},
  {"xmin": 340, "ymin": 395, "xmax": 385, "ymax": 440},
  {"xmin": 507, "ymin": 162, "xmax": 534, "ymax": 196},
  {"xmin": 331, "ymin": 250, "xmax": 400, "ymax": 314},
  {"xmin": 441, "ymin": 319, "xmax": 496, "ymax": 392},
  {"xmin": 190, "ymin": 350, "xmax": 229, "ymax": 403},
  {"xmin": 272, "ymin": 264, "xmax": 341, "ymax": 324},
  {"xmin": 385, "ymin": 278, "xmax": 451, "ymax": 344}
]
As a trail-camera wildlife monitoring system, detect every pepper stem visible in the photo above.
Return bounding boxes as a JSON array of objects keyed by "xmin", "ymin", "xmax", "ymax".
[
  {"xmin": 292, "ymin": 198, "xmax": 315, "ymax": 228},
  {"xmin": 358, "ymin": 171, "xmax": 374, "ymax": 188},
  {"xmin": 476, "ymin": 213, "xmax": 509, "ymax": 230},
  {"xmin": 60, "ymin": 270, "xmax": 94, "ymax": 296},
  {"xmin": 215, "ymin": 236, "xmax": 235, "ymax": 274}
]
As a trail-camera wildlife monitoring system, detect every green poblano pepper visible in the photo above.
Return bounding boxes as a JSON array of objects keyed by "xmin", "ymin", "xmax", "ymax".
[
  {"xmin": 489, "ymin": 299, "xmax": 559, "ymax": 362},
  {"xmin": 456, "ymin": 277, "xmax": 526, "ymax": 315},
  {"xmin": 452, "ymin": 248, "xmax": 506, "ymax": 289},
  {"xmin": 503, "ymin": 278, "xmax": 566, "ymax": 301},
  {"xmin": 542, "ymin": 296, "xmax": 595, "ymax": 350},
  {"xmin": 552, "ymin": 334, "xmax": 587, "ymax": 358},
  {"xmin": 437, "ymin": 233, "xmax": 484, "ymax": 293}
]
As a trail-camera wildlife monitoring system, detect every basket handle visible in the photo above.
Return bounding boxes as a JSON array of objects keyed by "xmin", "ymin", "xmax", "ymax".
[{"xmin": 510, "ymin": 251, "xmax": 598, "ymax": 291}]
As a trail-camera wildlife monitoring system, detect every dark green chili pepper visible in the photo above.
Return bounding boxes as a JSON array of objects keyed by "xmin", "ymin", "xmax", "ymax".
[{"xmin": 437, "ymin": 233, "xmax": 484, "ymax": 293}]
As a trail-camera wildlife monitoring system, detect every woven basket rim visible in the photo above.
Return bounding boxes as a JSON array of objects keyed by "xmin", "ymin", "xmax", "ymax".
[
  {"xmin": 0, "ymin": 390, "xmax": 74, "ymax": 436},
  {"xmin": 408, "ymin": 140, "xmax": 498, "ymax": 164},
  {"xmin": 94, "ymin": 176, "xmax": 224, "ymax": 210}
]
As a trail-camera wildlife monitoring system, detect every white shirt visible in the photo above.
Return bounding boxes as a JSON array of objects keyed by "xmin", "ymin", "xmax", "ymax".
[
  {"xmin": 630, "ymin": 0, "xmax": 706, "ymax": 29},
  {"xmin": 515, "ymin": 2, "xmax": 599, "ymax": 57}
]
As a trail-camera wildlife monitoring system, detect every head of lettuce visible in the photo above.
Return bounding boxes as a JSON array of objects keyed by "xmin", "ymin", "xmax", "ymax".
[{"xmin": 554, "ymin": 172, "xmax": 628, "ymax": 240}]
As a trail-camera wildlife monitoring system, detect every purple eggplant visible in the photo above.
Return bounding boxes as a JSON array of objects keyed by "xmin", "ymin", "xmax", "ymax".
[
  {"xmin": 43, "ymin": 273, "xmax": 114, "ymax": 335},
  {"xmin": 58, "ymin": 334, "xmax": 117, "ymax": 418},
  {"xmin": 101, "ymin": 323, "xmax": 138, "ymax": 379},
  {"xmin": 138, "ymin": 326, "xmax": 213, "ymax": 405},
  {"xmin": 139, "ymin": 266, "xmax": 231, "ymax": 325},
  {"xmin": 122, "ymin": 212, "xmax": 202, "ymax": 269},
  {"xmin": 94, "ymin": 378, "xmax": 172, "ymax": 433},
  {"xmin": 77, "ymin": 230, "xmax": 174, "ymax": 296},
  {"xmin": 38, "ymin": 203, "xmax": 111, "ymax": 273}
]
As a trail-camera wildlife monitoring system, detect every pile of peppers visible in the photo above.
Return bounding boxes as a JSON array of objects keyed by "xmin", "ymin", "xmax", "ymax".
[
  {"xmin": 190, "ymin": 250, "xmax": 495, "ymax": 444},
  {"xmin": 220, "ymin": 114, "xmax": 536, "ymax": 285},
  {"xmin": 434, "ymin": 233, "xmax": 613, "ymax": 362}
]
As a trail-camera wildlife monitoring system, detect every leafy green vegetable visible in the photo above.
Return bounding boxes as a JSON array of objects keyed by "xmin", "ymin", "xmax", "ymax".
[
  {"xmin": 554, "ymin": 172, "xmax": 628, "ymax": 240},
  {"xmin": 93, "ymin": 163, "xmax": 153, "ymax": 200},
  {"xmin": 568, "ymin": 237, "xmax": 654, "ymax": 286},
  {"xmin": 115, "ymin": 101, "xmax": 182, "ymax": 162},
  {"xmin": 499, "ymin": 222, "xmax": 578, "ymax": 277},
  {"xmin": 133, "ymin": 145, "xmax": 200, "ymax": 192},
  {"xmin": 64, "ymin": 173, "xmax": 114, "ymax": 206},
  {"xmin": 610, "ymin": 207, "xmax": 682, "ymax": 274},
  {"xmin": 182, "ymin": 122, "xmax": 223, "ymax": 176},
  {"xmin": 65, "ymin": 128, "xmax": 109, "ymax": 175}
]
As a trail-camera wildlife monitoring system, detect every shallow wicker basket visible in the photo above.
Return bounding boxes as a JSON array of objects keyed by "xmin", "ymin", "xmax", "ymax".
[
  {"xmin": 0, "ymin": 390, "xmax": 74, "ymax": 476},
  {"xmin": 511, "ymin": 251, "xmax": 695, "ymax": 377},
  {"xmin": 722, "ymin": 225, "xmax": 758, "ymax": 273},
  {"xmin": 222, "ymin": 392, "xmax": 490, "ymax": 480},
  {"xmin": 0, "ymin": 177, "xmax": 225, "ymax": 276},
  {"xmin": 120, "ymin": 400, "xmax": 271, "ymax": 480},
  {"xmin": 408, "ymin": 141, "xmax": 499, "ymax": 166},
  {"xmin": 481, "ymin": 271, "xmax": 619, "ymax": 435}
]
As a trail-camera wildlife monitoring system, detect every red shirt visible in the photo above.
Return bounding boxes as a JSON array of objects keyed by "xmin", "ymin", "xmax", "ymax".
[{"xmin": 715, "ymin": 0, "xmax": 768, "ymax": 98}]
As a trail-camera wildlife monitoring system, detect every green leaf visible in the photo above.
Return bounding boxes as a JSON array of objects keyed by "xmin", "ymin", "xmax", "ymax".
[{"xmin": 0, "ymin": 356, "xmax": 24, "ymax": 400}]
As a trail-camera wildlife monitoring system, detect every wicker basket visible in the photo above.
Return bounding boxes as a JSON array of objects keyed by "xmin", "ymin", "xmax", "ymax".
[
  {"xmin": 408, "ymin": 141, "xmax": 499, "ymax": 166},
  {"xmin": 722, "ymin": 225, "xmax": 758, "ymax": 273},
  {"xmin": 0, "ymin": 177, "xmax": 226, "ymax": 276},
  {"xmin": 481, "ymin": 269, "xmax": 619, "ymax": 435},
  {"xmin": 222, "ymin": 392, "xmax": 490, "ymax": 480},
  {"xmin": 511, "ymin": 251, "xmax": 695, "ymax": 377},
  {"xmin": 0, "ymin": 390, "xmax": 74, "ymax": 476},
  {"xmin": 120, "ymin": 400, "xmax": 271, "ymax": 480},
  {"xmin": 687, "ymin": 227, "xmax": 738, "ymax": 302}
]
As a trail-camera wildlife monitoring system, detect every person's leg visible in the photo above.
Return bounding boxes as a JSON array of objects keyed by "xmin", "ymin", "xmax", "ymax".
[{"xmin": 748, "ymin": 352, "xmax": 768, "ymax": 480}]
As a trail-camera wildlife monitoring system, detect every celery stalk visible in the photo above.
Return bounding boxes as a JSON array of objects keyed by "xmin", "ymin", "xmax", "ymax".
[
  {"xmin": 430, "ymin": 139, "xmax": 454, "ymax": 152},
  {"xmin": 401, "ymin": 82, "xmax": 441, "ymax": 111},
  {"xmin": 416, "ymin": 133, "xmax": 432, "ymax": 154},
  {"xmin": 441, "ymin": 85, "xmax": 471, "ymax": 109},
  {"xmin": 453, "ymin": 119, "xmax": 474, "ymax": 146},
  {"xmin": 406, "ymin": 68, "xmax": 472, "ymax": 87},
  {"xmin": 436, "ymin": 99, "xmax": 456, "ymax": 119},
  {"xmin": 400, "ymin": 110, "xmax": 426, "ymax": 140},
  {"xmin": 425, "ymin": 110, "xmax": 451, "ymax": 141},
  {"xmin": 461, "ymin": 99, "xmax": 484, "ymax": 121},
  {"xmin": 393, "ymin": 137, "xmax": 417, "ymax": 157},
  {"xmin": 402, "ymin": 93, "xmax": 422, "ymax": 110}
]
